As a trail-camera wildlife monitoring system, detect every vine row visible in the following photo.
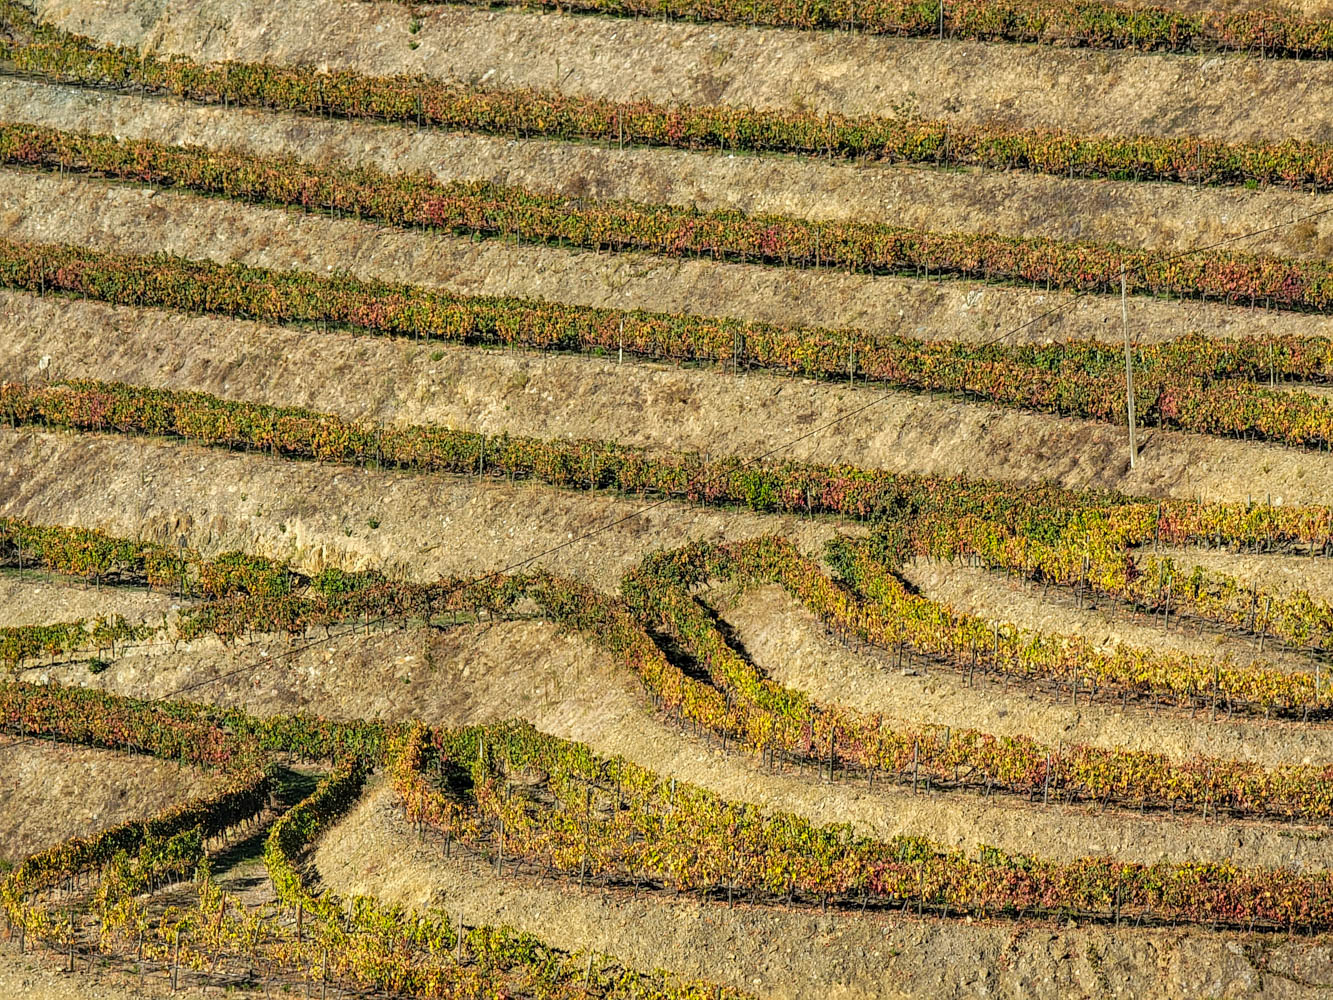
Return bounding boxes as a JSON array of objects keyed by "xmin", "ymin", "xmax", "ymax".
[
  {"xmin": 427, "ymin": 0, "xmax": 1333, "ymax": 59},
  {"xmin": 13, "ymin": 239, "xmax": 1333, "ymax": 450},
  {"xmin": 5, "ymin": 123, "xmax": 1333, "ymax": 310},
  {"xmin": 6, "ymin": 3, "xmax": 1333, "ymax": 189}
]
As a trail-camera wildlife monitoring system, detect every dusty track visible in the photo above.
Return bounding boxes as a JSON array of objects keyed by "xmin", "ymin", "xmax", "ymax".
[
  {"xmin": 7, "ymin": 78, "xmax": 1333, "ymax": 261},
  {"xmin": 38, "ymin": 0, "xmax": 1333, "ymax": 144},
  {"xmin": 316, "ymin": 780, "xmax": 1333, "ymax": 1000}
]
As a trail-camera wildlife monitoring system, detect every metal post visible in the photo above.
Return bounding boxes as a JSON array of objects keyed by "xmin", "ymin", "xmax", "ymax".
[{"xmin": 1122, "ymin": 271, "xmax": 1136, "ymax": 469}]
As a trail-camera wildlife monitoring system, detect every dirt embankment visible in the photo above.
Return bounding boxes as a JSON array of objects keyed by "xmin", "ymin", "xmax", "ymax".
[
  {"xmin": 718, "ymin": 583, "xmax": 1333, "ymax": 767},
  {"xmin": 8, "ymin": 77, "xmax": 1333, "ymax": 261},
  {"xmin": 7, "ymin": 162, "xmax": 1323, "ymax": 351},
  {"xmin": 19, "ymin": 589, "xmax": 1333, "ymax": 870},
  {"xmin": 0, "ymin": 572, "xmax": 177, "ymax": 627},
  {"xmin": 1153, "ymin": 545, "xmax": 1333, "ymax": 605},
  {"xmin": 0, "ymin": 735, "xmax": 217, "ymax": 863},
  {"xmin": 317, "ymin": 780, "xmax": 1331, "ymax": 1000},
  {"xmin": 0, "ymin": 428, "xmax": 848, "ymax": 592},
  {"xmin": 898, "ymin": 559, "xmax": 1322, "ymax": 673},
  {"xmin": 2, "ymin": 285, "xmax": 1332, "ymax": 505},
  {"xmin": 38, "ymin": 0, "xmax": 1333, "ymax": 145}
]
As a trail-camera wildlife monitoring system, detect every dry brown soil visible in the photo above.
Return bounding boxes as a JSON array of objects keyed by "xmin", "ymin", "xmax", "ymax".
[
  {"xmin": 5, "ymin": 162, "xmax": 1322, "ymax": 351},
  {"xmin": 0, "ymin": 427, "xmax": 846, "ymax": 591},
  {"xmin": 717, "ymin": 583, "xmax": 1333, "ymax": 766},
  {"xmin": 14, "ymin": 1, "xmax": 1333, "ymax": 994},
  {"xmin": 12, "ymin": 594, "xmax": 1328, "ymax": 870},
  {"xmin": 0, "ymin": 735, "xmax": 216, "ymax": 863},
  {"xmin": 8, "ymin": 77, "xmax": 1333, "ymax": 261},
  {"xmin": 897, "ymin": 559, "xmax": 1323, "ymax": 672},
  {"xmin": 0, "ymin": 946, "xmax": 210, "ymax": 999},
  {"xmin": 1154, "ymin": 545, "xmax": 1333, "ymax": 604},
  {"xmin": 3, "ymin": 281, "xmax": 1332, "ymax": 506},
  {"xmin": 0, "ymin": 572, "xmax": 177, "ymax": 627},
  {"xmin": 1, "ymin": 164, "xmax": 1163, "ymax": 347},
  {"xmin": 315, "ymin": 780, "xmax": 1333, "ymax": 1000},
  {"xmin": 37, "ymin": 0, "xmax": 1333, "ymax": 144}
]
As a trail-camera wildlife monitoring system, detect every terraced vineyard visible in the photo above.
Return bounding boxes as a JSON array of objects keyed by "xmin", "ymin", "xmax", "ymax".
[{"xmin": 13, "ymin": 0, "xmax": 1333, "ymax": 996}]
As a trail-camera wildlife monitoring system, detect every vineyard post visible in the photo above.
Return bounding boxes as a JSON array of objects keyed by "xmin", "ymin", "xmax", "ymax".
[
  {"xmin": 580, "ymin": 786, "xmax": 591, "ymax": 885},
  {"xmin": 1122, "ymin": 271, "xmax": 1136, "ymax": 469},
  {"xmin": 170, "ymin": 931, "xmax": 180, "ymax": 990},
  {"xmin": 177, "ymin": 535, "xmax": 187, "ymax": 600},
  {"xmin": 938, "ymin": 0, "xmax": 944, "ymax": 39}
]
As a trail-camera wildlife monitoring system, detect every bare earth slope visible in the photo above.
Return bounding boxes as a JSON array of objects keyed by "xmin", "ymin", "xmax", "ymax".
[
  {"xmin": 0, "ymin": 736, "xmax": 216, "ymax": 863},
  {"xmin": 11, "ymin": 1, "xmax": 1333, "ymax": 998},
  {"xmin": 315, "ymin": 781, "xmax": 1328, "ymax": 1000},
  {"xmin": 6, "ymin": 160, "xmax": 1319, "ymax": 350},
  {"xmin": 1, "ymin": 285, "xmax": 1329, "ymax": 504},
  {"xmin": 8, "ymin": 78, "xmax": 1333, "ymax": 260},
  {"xmin": 39, "ymin": 0, "xmax": 1333, "ymax": 143}
]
